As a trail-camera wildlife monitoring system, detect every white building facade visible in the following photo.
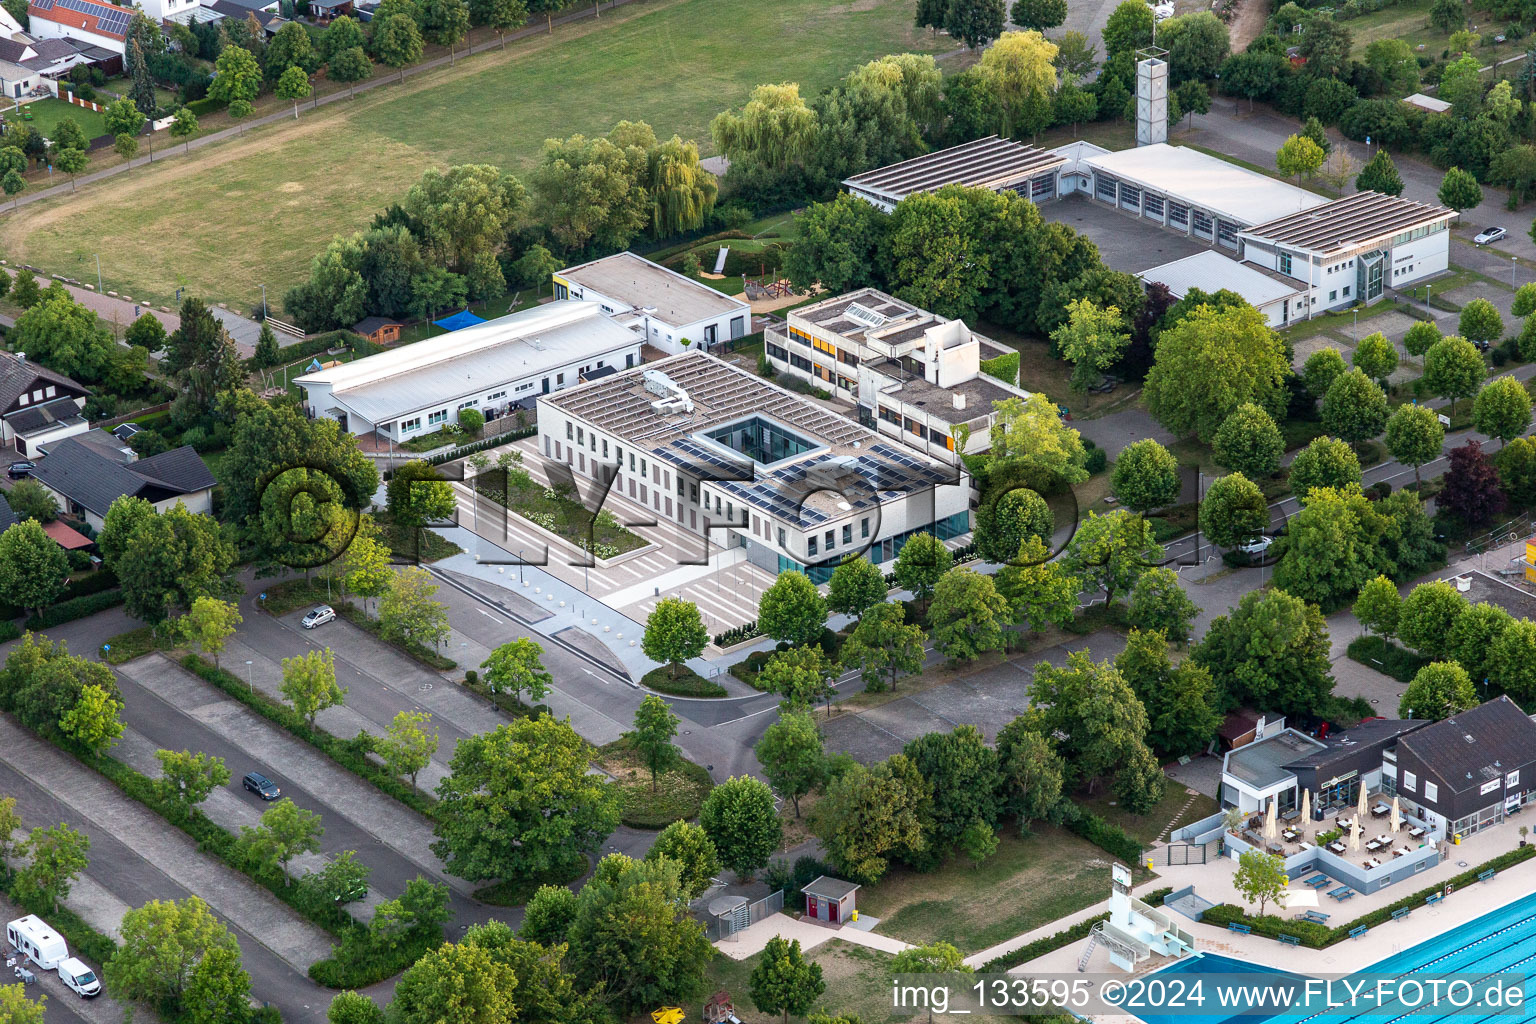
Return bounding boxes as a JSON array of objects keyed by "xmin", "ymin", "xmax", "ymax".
[
  {"xmin": 536, "ymin": 352, "xmax": 971, "ymax": 583},
  {"xmin": 553, "ymin": 252, "xmax": 750, "ymax": 356},
  {"xmin": 295, "ymin": 301, "xmax": 643, "ymax": 441}
]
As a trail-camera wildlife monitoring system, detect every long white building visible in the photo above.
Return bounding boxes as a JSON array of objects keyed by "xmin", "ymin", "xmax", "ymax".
[
  {"xmin": 553, "ymin": 252, "xmax": 751, "ymax": 356},
  {"xmin": 537, "ymin": 351, "xmax": 971, "ymax": 582},
  {"xmin": 296, "ymin": 301, "xmax": 642, "ymax": 440}
]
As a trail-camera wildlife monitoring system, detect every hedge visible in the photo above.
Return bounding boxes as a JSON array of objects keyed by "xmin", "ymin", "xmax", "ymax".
[
  {"xmin": 0, "ymin": 621, "xmax": 19, "ymax": 644},
  {"xmin": 1345, "ymin": 635, "xmax": 1429, "ymax": 684},
  {"xmin": 1203, "ymin": 844, "xmax": 1536, "ymax": 948},
  {"xmin": 250, "ymin": 329, "xmax": 368, "ymax": 371},
  {"xmin": 980, "ymin": 887, "xmax": 1173, "ymax": 972},
  {"xmin": 182, "ymin": 96, "xmax": 225, "ymax": 116},
  {"xmin": 180, "ymin": 654, "xmax": 438, "ymax": 818},
  {"xmin": 425, "ymin": 424, "xmax": 538, "ymax": 466},
  {"xmin": 24, "ymin": 588, "xmax": 124, "ymax": 629},
  {"xmin": 1060, "ymin": 802, "xmax": 1143, "ymax": 865},
  {"xmin": 979, "ymin": 351, "xmax": 1021, "ymax": 387}
]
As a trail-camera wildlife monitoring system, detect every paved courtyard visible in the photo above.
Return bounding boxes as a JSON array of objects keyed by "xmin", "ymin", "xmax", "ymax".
[{"xmin": 1040, "ymin": 195, "xmax": 1213, "ymax": 275}]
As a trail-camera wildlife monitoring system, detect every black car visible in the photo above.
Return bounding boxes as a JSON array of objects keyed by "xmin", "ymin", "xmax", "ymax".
[
  {"xmin": 242, "ymin": 771, "xmax": 281, "ymax": 800},
  {"xmin": 7, "ymin": 461, "xmax": 35, "ymax": 479}
]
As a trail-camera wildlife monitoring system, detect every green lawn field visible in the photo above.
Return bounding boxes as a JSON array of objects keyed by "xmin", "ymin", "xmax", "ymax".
[
  {"xmin": 6, "ymin": 97, "xmax": 108, "ymax": 143},
  {"xmin": 0, "ymin": 0, "xmax": 956, "ymax": 312}
]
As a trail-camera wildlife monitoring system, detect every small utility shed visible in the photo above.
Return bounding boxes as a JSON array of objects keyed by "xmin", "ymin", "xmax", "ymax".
[
  {"xmin": 802, "ymin": 876, "xmax": 859, "ymax": 924},
  {"xmin": 352, "ymin": 316, "xmax": 403, "ymax": 345}
]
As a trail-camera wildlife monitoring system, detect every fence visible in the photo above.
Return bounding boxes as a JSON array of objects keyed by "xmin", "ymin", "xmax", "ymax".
[
  {"xmin": 265, "ymin": 316, "xmax": 305, "ymax": 339},
  {"xmin": 705, "ymin": 889, "xmax": 784, "ymax": 941}
]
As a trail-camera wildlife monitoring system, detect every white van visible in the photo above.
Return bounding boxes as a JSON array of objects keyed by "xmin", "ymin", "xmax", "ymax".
[
  {"xmin": 57, "ymin": 957, "xmax": 101, "ymax": 998},
  {"xmin": 7, "ymin": 915, "xmax": 68, "ymax": 971}
]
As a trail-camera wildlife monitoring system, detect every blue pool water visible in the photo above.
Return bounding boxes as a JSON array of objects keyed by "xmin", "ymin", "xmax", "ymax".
[{"xmin": 1132, "ymin": 891, "xmax": 1536, "ymax": 1024}]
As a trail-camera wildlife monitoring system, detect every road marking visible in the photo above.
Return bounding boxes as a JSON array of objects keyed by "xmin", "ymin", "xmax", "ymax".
[{"xmin": 477, "ymin": 609, "xmax": 503, "ymax": 625}]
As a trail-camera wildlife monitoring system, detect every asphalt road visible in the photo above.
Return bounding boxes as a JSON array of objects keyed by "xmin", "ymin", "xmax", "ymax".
[{"xmin": 0, "ymin": 753, "xmax": 336, "ymax": 1024}]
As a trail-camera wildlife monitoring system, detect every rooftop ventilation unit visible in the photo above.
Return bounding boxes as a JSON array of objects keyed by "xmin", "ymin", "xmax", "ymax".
[
  {"xmin": 844, "ymin": 303, "xmax": 888, "ymax": 330},
  {"xmin": 643, "ymin": 369, "xmax": 694, "ymax": 415}
]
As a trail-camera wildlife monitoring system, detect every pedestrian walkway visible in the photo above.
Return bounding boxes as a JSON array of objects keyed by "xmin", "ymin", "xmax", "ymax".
[{"xmin": 713, "ymin": 910, "xmax": 914, "ymax": 960}]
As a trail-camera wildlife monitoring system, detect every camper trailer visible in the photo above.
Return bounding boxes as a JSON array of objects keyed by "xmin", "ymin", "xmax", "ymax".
[{"xmin": 7, "ymin": 915, "xmax": 68, "ymax": 971}]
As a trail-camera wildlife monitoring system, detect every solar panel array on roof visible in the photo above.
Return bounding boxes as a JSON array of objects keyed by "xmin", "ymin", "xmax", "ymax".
[
  {"xmin": 711, "ymin": 446, "xmax": 958, "ymax": 528},
  {"xmin": 655, "ymin": 437, "xmax": 753, "ymax": 481},
  {"xmin": 1242, "ymin": 191, "xmax": 1455, "ymax": 255},
  {"xmin": 50, "ymin": 0, "xmax": 130, "ymax": 34},
  {"xmin": 844, "ymin": 136, "xmax": 1066, "ymax": 199}
]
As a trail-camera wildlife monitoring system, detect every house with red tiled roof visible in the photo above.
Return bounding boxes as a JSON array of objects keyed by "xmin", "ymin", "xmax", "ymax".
[{"xmin": 26, "ymin": 0, "xmax": 132, "ymax": 54}]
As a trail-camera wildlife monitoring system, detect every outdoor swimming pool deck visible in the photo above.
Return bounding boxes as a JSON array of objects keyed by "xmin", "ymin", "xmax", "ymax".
[{"xmin": 1006, "ymin": 826, "xmax": 1536, "ymax": 992}]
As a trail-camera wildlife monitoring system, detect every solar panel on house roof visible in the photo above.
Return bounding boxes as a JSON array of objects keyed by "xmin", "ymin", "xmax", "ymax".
[{"xmin": 54, "ymin": 0, "xmax": 130, "ymax": 34}]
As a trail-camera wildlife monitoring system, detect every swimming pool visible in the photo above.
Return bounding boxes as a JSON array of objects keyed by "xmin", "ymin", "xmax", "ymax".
[{"xmin": 1133, "ymin": 891, "xmax": 1536, "ymax": 1024}]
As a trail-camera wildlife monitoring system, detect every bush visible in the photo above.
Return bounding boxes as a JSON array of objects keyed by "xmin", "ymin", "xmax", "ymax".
[
  {"xmin": 1059, "ymin": 802, "xmax": 1142, "ymax": 863},
  {"xmin": 1345, "ymin": 635, "xmax": 1428, "ymax": 683},
  {"xmin": 1084, "ymin": 447, "xmax": 1108, "ymax": 474},
  {"xmin": 183, "ymin": 96, "xmax": 226, "ymax": 117},
  {"xmin": 24, "ymin": 589, "xmax": 124, "ymax": 629},
  {"xmin": 309, "ymin": 930, "xmax": 438, "ymax": 989},
  {"xmin": 729, "ymin": 648, "xmax": 774, "ymax": 687},
  {"xmin": 640, "ymin": 664, "xmax": 726, "ymax": 697},
  {"xmin": 979, "ymin": 351, "xmax": 1020, "ymax": 386}
]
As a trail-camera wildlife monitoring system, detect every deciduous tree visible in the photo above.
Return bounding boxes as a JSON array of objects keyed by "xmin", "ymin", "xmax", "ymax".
[
  {"xmin": 154, "ymin": 749, "xmax": 231, "ymax": 813},
  {"xmin": 379, "ymin": 566, "xmax": 450, "ymax": 652},
  {"xmin": 759, "ymin": 570, "xmax": 828, "ymax": 647},
  {"xmin": 1322, "ymin": 369, "xmax": 1389, "ymax": 451},
  {"xmin": 15, "ymin": 823, "xmax": 88, "ymax": 912},
  {"xmin": 377, "ymin": 710, "xmax": 438, "ymax": 793},
  {"xmin": 1353, "ymin": 331, "xmax": 1399, "ymax": 385},
  {"xmin": 276, "ymin": 65, "xmax": 313, "ymax": 117},
  {"xmin": 1199, "ymin": 472, "xmax": 1268, "ymax": 550},
  {"xmin": 1145, "ymin": 302, "xmax": 1290, "ymax": 442},
  {"xmin": 644, "ymin": 820, "xmax": 720, "ymax": 901},
  {"xmin": 1288, "ymin": 436, "xmax": 1361, "ymax": 500},
  {"xmin": 109, "ymin": 897, "xmax": 242, "ymax": 1017},
  {"xmin": 630, "ymin": 694, "xmax": 680, "ymax": 791},
  {"xmin": 1402, "ymin": 661, "xmax": 1477, "ymax": 720},
  {"xmin": 1353, "ymin": 575, "xmax": 1402, "ymax": 640},
  {"xmin": 1439, "ymin": 439, "xmax": 1505, "ymax": 526},
  {"xmin": 238, "ymin": 797, "xmax": 323, "ymax": 885},
  {"xmin": 1396, "ymin": 580, "xmax": 1468, "ymax": 660},
  {"xmin": 1193, "ymin": 588, "xmax": 1334, "ymax": 716},
  {"xmin": 1110, "ymin": 438, "xmax": 1180, "ymax": 512},
  {"xmin": 699, "ymin": 776, "xmax": 781, "ymax": 881},
  {"xmin": 810, "ymin": 755, "xmax": 930, "ymax": 882},
  {"xmin": 1213, "ymin": 403, "xmax": 1284, "ymax": 478},
  {"xmin": 1384, "ymin": 404, "xmax": 1445, "ymax": 486},
  {"xmin": 755, "ymin": 711, "xmax": 826, "ymax": 818},
  {"xmin": 1234, "ymin": 849, "xmax": 1286, "ymax": 915},
  {"xmin": 1474, "ymin": 375, "xmax": 1532, "ymax": 443},
  {"xmin": 1460, "ymin": 298, "xmax": 1506, "ymax": 349},
  {"xmin": 839, "ymin": 601, "xmax": 926, "ymax": 693},
  {"xmin": 480, "ymin": 638, "xmax": 552, "ymax": 705},
  {"xmin": 994, "ymin": 536, "xmax": 1077, "ymax": 639},
  {"xmin": 1062, "ymin": 509, "xmax": 1162, "ymax": 607},
  {"xmin": 1126, "ymin": 567, "xmax": 1199, "ymax": 643},
  {"xmin": 751, "ymin": 937, "xmax": 825, "ymax": 1024},
  {"xmin": 1276, "ymin": 134, "xmax": 1325, "ymax": 181},
  {"xmin": 928, "ymin": 566, "xmax": 1008, "ymax": 661},
  {"xmin": 994, "ymin": 719, "xmax": 1062, "ymax": 827},
  {"xmin": 0, "ymin": 520, "xmax": 67, "ymax": 618},
  {"xmin": 826, "ymin": 556, "xmax": 886, "ymax": 621}
]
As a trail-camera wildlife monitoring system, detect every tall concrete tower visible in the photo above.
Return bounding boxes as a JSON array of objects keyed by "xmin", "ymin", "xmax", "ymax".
[{"xmin": 1136, "ymin": 49, "xmax": 1169, "ymax": 147}]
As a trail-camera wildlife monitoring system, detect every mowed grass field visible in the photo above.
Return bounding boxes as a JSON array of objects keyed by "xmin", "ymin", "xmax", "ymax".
[{"xmin": 0, "ymin": 0, "xmax": 955, "ymax": 312}]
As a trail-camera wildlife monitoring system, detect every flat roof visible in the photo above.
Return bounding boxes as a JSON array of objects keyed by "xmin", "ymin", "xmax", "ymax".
[
  {"xmin": 556, "ymin": 252, "xmax": 746, "ymax": 329},
  {"xmin": 544, "ymin": 350, "xmax": 869, "ymax": 451},
  {"xmin": 844, "ymin": 135, "xmax": 1066, "ymax": 202},
  {"xmin": 295, "ymin": 300, "xmax": 636, "ymax": 424},
  {"xmin": 1084, "ymin": 143, "xmax": 1328, "ymax": 226},
  {"xmin": 1240, "ymin": 191, "xmax": 1457, "ymax": 257},
  {"xmin": 1404, "ymin": 93, "xmax": 1451, "ymax": 113},
  {"xmin": 1139, "ymin": 250, "xmax": 1306, "ymax": 307},
  {"xmin": 1222, "ymin": 729, "xmax": 1326, "ymax": 790},
  {"xmin": 868, "ymin": 360, "xmax": 1016, "ymax": 426}
]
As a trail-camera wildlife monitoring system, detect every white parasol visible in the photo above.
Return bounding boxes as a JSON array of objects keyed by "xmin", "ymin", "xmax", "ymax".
[{"xmin": 1390, "ymin": 795, "xmax": 1401, "ymax": 833}]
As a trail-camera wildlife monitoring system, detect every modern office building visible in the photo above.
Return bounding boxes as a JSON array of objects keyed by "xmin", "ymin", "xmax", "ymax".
[
  {"xmin": 763, "ymin": 289, "xmax": 1029, "ymax": 465},
  {"xmin": 536, "ymin": 351, "xmax": 970, "ymax": 581}
]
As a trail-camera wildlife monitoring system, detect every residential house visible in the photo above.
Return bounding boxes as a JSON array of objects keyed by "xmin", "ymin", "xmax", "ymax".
[
  {"xmin": 26, "ymin": 0, "xmax": 133, "ymax": 55},
  {"xmin": 0, "ymin": 351, "xmax": 92, "ymax": 457},
  {"xmin": 31, "ymin": 436, "xmax": 217, "ymax": 530}
]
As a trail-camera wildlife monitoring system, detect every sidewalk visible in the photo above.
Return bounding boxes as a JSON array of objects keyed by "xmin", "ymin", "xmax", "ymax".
[{"xmin": 713, "ymin": 910, "xmax": 914, "ymax": 961}]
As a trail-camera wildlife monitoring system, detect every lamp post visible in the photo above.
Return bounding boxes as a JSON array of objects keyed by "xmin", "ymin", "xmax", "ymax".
[
  {"xmin": 1514, "ymin": 256, "xmax": 1519, "ymax": 289},
  {"xmin": 518, "ymin": 548, "xmax": 525, "ymax": 584},
  {"xmin": 244, "ymin": 659, "xmax": 253, "ymax": 694},
  {"xmin": 261, "ymin": 283, "xmax": 268, "ymax": 319}
]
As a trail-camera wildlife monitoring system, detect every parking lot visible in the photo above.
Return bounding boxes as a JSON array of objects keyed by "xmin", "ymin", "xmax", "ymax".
[
  {"xmin": 0, "ymin": 717, "xmax": 338, "ymax": 1024},
  {"xmin": 1040, "ymin": 194, "xmax": 1213, "ymax": 275}
]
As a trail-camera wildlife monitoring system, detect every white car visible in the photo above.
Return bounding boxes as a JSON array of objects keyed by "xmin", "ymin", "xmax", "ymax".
[
  {"xmin": 301, "ymin": 605, "xmax": 335, "ymax": 629},
  {"xmin": 57, "ymin": 958, "xmax": 100, "ymax": 999},
  {"xmin": 1475, "ymin": 226, "xmax": 1507, "ymax": 245},
  {"xmin": 1238, "ymin": 535, "xmax": 1274, "ymax": 555}
]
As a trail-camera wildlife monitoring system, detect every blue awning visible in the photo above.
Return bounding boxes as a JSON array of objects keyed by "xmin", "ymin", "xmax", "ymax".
[{"xmin": 435, "ymin": 309, "xmax": 486, "ymax": 332}]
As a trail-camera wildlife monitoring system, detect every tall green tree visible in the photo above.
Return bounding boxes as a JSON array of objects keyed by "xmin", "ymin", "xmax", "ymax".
[
  {"xmin": 1397, "ymin": 580, "xmax": 1468, "ymax": 660},
  {"xmin": 377, "ymin": 711, "xmax": 438, "ymax": 794},
  {"xmin": 469, "ymin": 0, "xmax": 528, "ymax": 47},
  {"xmin": 1353, "ymin": 575, "xmax": 1402, "ymax": 639},
  {"xmin": 433, "ymin": 717, "xmax": 620, "ymax": 882},
  {"xmin": 1193, "ymin": 588, "xmax": 1334, "ymax": 716},
  {"xmin": 1288, "ymin": 436, "xmax": 1361, "ymax": 500},
  {"xmin": 1384, "ymin": 404, "xmax": 1445, "ymax": 486},
  {"xmin": 1233, "ymin": 849, "xmax": 1286, "ymax": 915},
  {"xmin": 1145, "ymin": 302, "xmax": 1290, "ymax": 442},
  {"xmin": 629, "ymin": 694, "xmax": 680, "ymax": 791},
  {"xmin": 838, "ymin": 601, "xmax": 926, "ymax": 693},
  {"xmin": 280, "ymin": 648, "xmax": 345, "ymax": 728},
  {"xmin": 644, "ymin": 820, "xmax": 720, "ymax": 901},
  {"xmin": 750, "ymin": 937, "xmax": 825, "ymax": 1024},
  {"xmin": 1116, "ymin": 629, "xmax": 1219, "ymax": 758},
  {"xmin": 1199, "ymin": 472, "xmax": 1268, "ymax": 550},
  {"xmin": 1110, "ymin": 439, "xmax": 1180, "ymax": 512},
  {"xmin": 117, "ymin": 505, "xmax": 236, "ymax": 623},
  {"xmin": 327, "ymin": 45, "xmax": 373, "ymax": 98},
  {"xmin": 639, "ymin": 599, "xmax": 708, "ymax": 679},
  {"xmin": 1438, "ymin": 166, "xmax": 1484, "ymax": 210},
  {"xmin": 755, "ymin": 711, "xmax": 826, "ymax": 818},
  {"xmin": 810, "ymin": 756, "xmax": 930, "ymax": 883},
  {"xmin": 826, "ymin": 556, "xmax": 886, "ymax": 621},
  {"xmin": 699, "ymin": 776, "xmax": 781, "ymax": 881},
  {"xmin": 379, "ymin": 566, "xmax": 450, "ymax": 652},
  {"xmin": 109, "ymin": 898, "xmax": 243, "ymax": 1018},
  {"xmin": 1062, "ymin": 509, "xmax": 1162, "ymax": 607},
  {"xmin": 1423, "ymin": 335, "xmax": 1486, "ymax": 414},
  {"xmin": 0, "ymin": 520, "xmax": 67, "ymax": 618},
  {"xmin": 759, "ymin": 570, "xmax": 828, "ymax": 647},
  {"xmin": 903, "ymin": 725, "xmax": 1000, "ymax": 854},
  {"xmin": 1212, "ymin": 402, "xmax": 1284, "ymax": 479},
  {"xmin": 14, "ymin": 823, "xmax": 88, "ymax": 912},
  {"xmin": 1029, "ymin": 652, "xmax": 1152, "ymax": 791},
  {"xmin": 154, "ymin": 749, "xmax": 231, "ymax": 813},
  {"xmin": 237, "ymin": 797, "xmax": 323, "ymax": 885},
  {"xmin": 1473, "ymin": 376, "xmax": 1532, "ymax": 443},
  {"xmin": 1355, "ymin": 149, "xmax": 1405, "ymax": 196},
  {"xmin": 1460, "ymin": 298, "xmax": 1506, "ymax": 349},
  {"xmin": 945, "ymin": 0, "xmax": 1006, "ymax": 49},
  {"xmin": 759, "ymin": 647, "xmax": 836, "ymax": 713},
  {"xmin": 419, "ymin": 0, "xmax": 470, "ymax": 60},
  {"xmin": 928, "ymin": 566, "xmax": 1009, "ymax": 661},
  {"xmin": 480, "ymin": 638, "xmax": 553, "ymax": 705},
  {"xmin": 1051, "ymin": 298, "xmax": 1127, "ymax": 391},
  {"xmin": 276, "ymin": 65, "xmax": 313, "ymax": 118},
  {"xmin": 1126, "ymin": 566, "xmax": 1199, "ymax": 644},
  {"xmin": 1321, "ymin": 369, "xmax": 1389, "ymax": 452},
  {"xmin": 1353, "ymin": 332, "xmax": 1399, "ymax": 385},
  {"xmin": 994, "ymin": 719, "xmax": 1062, "ymax": 828},
  {"xmin": 1401, "ymin": 661, "xmax": 1477, "ymax": 720},
  {"xmin": 994, "ymin": 536, "xmax": 1078, "ymax": 639}
]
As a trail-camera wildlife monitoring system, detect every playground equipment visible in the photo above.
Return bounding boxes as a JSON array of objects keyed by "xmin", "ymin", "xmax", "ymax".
[
  {"xmin": 703, "ymin": 990, "xmax": 742, "ymax": 1024},
  {"xmin": 744, "ymin": 274, "xmax": 794, "ymax": 301},
  {"xmin": 652, "ymin": 1008, "xmax": 685, "ymax": 1024}
]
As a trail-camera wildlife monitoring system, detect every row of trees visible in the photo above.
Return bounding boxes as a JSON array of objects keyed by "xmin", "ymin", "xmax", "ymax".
[{"xmin": 285, "ymin": 124, "xmax": 717, "ymax": 331}]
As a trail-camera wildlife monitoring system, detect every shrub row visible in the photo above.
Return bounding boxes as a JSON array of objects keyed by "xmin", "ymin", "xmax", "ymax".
[
  {"xmin": 426, "ymin": 424, "xmax": 538, "ymax": 466},
  {"xmin": 335, "ymin": 603, "xmax": 457, "ymax": 671},
  {"xmin": 714, "ymin": 620, "xmax": 762, "ymax": 647},
  {"xmin": 980, "ymin": 887, "xmax": 1174, "ymax": 973},
  {"xmin": 180, "ymin": 653, "xmax": 438, "ymax": 817},
  {"xmin": 24, "ymin": 588, "xmax": 124, "ymax": 630},
  {"xmin": 1059, "ymin": 802, "xmax": 1143, "ymax": 865},
  {"xmin": 979, "ymin": 351, "xmax": 1020, "ymax": 386},
  {"xmin": 0, "ymin": 621, "xmax": 20, "ymax": 644},
  {"xmin": 0, "ymin": 569, "xmax": 120, "ymax": 621},
  {"xmin": 1203, "ymin": 845, "xmax": 1536, "ymax": 948}
]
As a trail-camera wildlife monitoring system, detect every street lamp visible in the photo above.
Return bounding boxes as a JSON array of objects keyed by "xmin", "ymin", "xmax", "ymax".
[
  {"xmin": 518, "ymin": 548, "xmax": 525, "ymax": 584},
  {"xmin": 244, "ymin": 659, "xmax": 253, "ymax": 693},
  {"xmin": 261, "ymin": 283, "xmax": 268, "ymax": 319}
]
